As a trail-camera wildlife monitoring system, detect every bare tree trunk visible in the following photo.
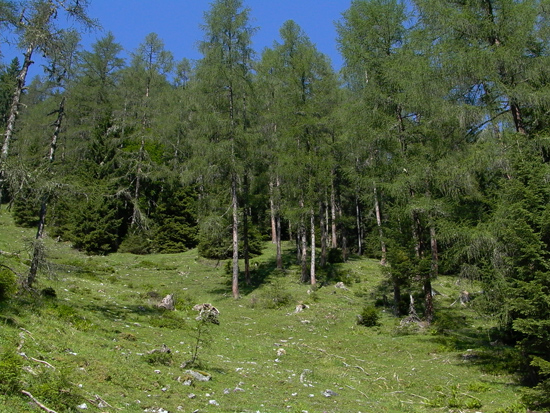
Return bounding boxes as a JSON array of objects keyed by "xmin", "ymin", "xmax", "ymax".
[
  {"xmin": 320, "ymin": 201, "xmax": 327, "ymax": 267},
  {"xmin": 330, "ymin": 171, "xmax": 337, "ymax": 249},
  {"xmin": 231, "ymin": 174, "xmax": 239, "ymax": 298},
  {"xmin": 270, "ymin": 177, "xmax": 283, "ymax": 270},
  {"xmin": 300, "ymin": 218, "xmax": 308, "ymax": 283},
  {"xmin": 27, "ymin": 96, "xmax": 65, "ymax": 289},
  {"xmin": 131, "ymin": 137, "xmax": 145, "ymax": 227},
  {"xmin": 0, "ymin": 45, "xmax": 34, "ymax": 206},
  {"xmin": 310, "ymin": 209, "xmax": 316, "ymax": 286},
  {"xmin": 355, "ymin": 195, "xmax": 363, "ymax": 256},
  {"xmin": 269, "ymin": 180, "xmax": 277, "ymax": 243},
  {"xmin": 48, "ymin": 97, "xmax": 65, "ymax": 162},
  {"xmin": 243, "ymin": 175, "xmax": 250, "ymax": 285},
  {"xmin": 374, "ymin": 184, "xmax": 387, "ymax": 265}
]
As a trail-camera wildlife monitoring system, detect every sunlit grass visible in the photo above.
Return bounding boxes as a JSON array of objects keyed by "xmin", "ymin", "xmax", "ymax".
[{"xmin": 0, "ymin": 210, "xmax": 524, "ymax": 412}]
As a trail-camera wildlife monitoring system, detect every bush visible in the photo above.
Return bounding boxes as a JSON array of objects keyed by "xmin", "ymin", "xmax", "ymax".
[
  {"xmin": 357, "ymin": 305, "xmax": 380, "ymax": 327},
  {"xmin": 0, "ymin": 347, "xmax": 22, "ymax": 394},
  {"xmin": 252, "ymin": 280, "xmax": 294, "ymax": 309},
  {"xmin": 28, "ymin": 368, "xmax": 84, "ymax": 409},
  {"xmin": 118, "ymin": 230, "xmax": 153, "ymax": 254},
  {"xmin": 142, "ymin": 351, "xmax": 173, "ymax": 366},
  {"xmin": 0, "ymin": 267, "xmax": 17, "ymax": 302}
]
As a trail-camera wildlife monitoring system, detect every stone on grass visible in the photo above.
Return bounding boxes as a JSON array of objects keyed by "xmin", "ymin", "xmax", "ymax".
[{"xmin": 184, "ymin": 370, "xmax": 211, "ymax": 382}]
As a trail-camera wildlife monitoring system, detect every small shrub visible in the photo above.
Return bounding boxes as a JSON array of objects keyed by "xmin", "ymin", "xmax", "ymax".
[
  {"xmin": 259, "ymin": 280, "xmax": 293, "ymax": 309},
  {"xmin": 357, "ymin": 305, "xmax": 380, "ymax": 327},
  {"xmin": 28, "ymin": 368, "xmax": 84, "ymax": 409},
  {"xmin": 0, "ymin": 347, "xmax": 22, "ymax": 394},
  {"xmin": 0, "ymin": 267, "xmax": 17, "ymax": 302},
  {"xmin": 142, "ymin": 351, "xmax": 173, "ymax": 366},
  {"xmin": 118, "ymin": 231, "xmax": 153, "ymax": 255}
]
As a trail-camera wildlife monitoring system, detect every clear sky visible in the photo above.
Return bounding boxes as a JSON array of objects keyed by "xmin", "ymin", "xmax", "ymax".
[{"xmin": 78, "ymin": 0, "xmax": 350, "ymax": 70}]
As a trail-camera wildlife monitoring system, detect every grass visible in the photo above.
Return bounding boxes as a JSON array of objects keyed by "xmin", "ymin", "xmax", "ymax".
[{"xmin": 0, "ymin": 210, "xmax": 526, "ymax": 413}]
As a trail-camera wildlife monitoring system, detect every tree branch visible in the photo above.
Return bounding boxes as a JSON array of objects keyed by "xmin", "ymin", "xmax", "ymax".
[{"xmin": 21, "ymin": 390, "xmax": 58, "ymax": 413}]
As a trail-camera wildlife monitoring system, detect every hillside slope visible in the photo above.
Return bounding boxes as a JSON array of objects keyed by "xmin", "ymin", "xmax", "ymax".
[{"xmin": 0, "ymin": 211, "xmax": 523, "ymax": 413}]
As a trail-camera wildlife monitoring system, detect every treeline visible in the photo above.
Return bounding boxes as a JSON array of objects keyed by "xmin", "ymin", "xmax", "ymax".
[{"xmin": 1, "ymin": 0, "xmax": 550, "ymax": 407}]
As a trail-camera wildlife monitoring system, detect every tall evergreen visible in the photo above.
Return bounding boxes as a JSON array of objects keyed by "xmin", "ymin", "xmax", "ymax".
[{"xmin": 195, "ymin": 0, "xmax": 256, "ymax": 298}]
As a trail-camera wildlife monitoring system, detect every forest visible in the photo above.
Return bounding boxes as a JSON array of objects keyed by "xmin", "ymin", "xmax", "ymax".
[{"xmin": 1, "ymin": 0, "xmax": 550, "ymax": 409}]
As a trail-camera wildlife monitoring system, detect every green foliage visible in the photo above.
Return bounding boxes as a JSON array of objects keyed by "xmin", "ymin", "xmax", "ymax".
[
  {"xmin": 151, "ymin": 186, "xmax": 198, "ymax": 253},
  {"xmin": 198, "ymin": 216, "xmax": 264, "ymax": 259},
  {"xmin": 142, "ymin": 350, "xmax": 173, "ymax": 366},
  {"xmin": 357, "ymin": 304, "xmax": 380, "ymax": 327},
  {"xmin": 0, "ymin": 346, "xmax": 22, "ymax": 394},
  {"xmin": 11, "ymin": 188, "xmax": 39, "ymax": 228},
  {"xmin": 69, "ymin": 194, "xmax": 130, "ymax": 255},
  {"xmin": 0, "ymin": 267, "xmax": 17, "ymax": 302},
  {"xmin": 118, "ymin": 230, "xmax": 153, "ymax": 255},
  {"xmin": 254, "ymin": 279, "xmax": 294, "ymax": 309},
  {"xmin": 28, "ymin": 368, "xmax": 84, "ymax": 410}
]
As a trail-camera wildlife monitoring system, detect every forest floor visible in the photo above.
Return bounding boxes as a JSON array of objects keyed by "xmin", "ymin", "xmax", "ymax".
[{"xmin": 0, "ymin": 210, "xmax": 525, "ymax": 413}]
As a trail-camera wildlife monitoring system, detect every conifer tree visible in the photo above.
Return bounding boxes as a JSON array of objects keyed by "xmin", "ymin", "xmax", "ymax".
[
  {"xmin": 195, "ymin": 0, "xmax": 256, "ymax": 298},
  {"xmin": 0, "ymin": 0, "xmax": 96, "ymax": 206}
]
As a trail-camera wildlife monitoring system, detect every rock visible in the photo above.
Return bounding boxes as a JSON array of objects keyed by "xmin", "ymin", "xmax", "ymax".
[
  {"xmin": 294, "ymin": 303, "xmax": 309, "ymax": 313},
  {"xmin": 184, "ymin": 370, "xmax": 211, "ymax": 382},
  {"xmin": 322, "ymin": 389, "xmax": 338, "ymax": 397},
  {"xmin": 335, "ymin": 282, "xmax": 349, "ymax": 290},
  {"xmin": 209, "ymin": 399, "xmax": 219, "ymax": 406},
  {"xmin": 77, "ymin": 403, "xmax": 88, "ymax": 409},
  {"xmin": 157, "ymin": 294, "xmax": 175, "ymax": 311}
]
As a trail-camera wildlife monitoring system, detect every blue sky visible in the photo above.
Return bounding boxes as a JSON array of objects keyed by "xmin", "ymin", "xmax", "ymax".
[{"xmin": 78, "ymin": 0, "xmax": 349, "ymax": 70}]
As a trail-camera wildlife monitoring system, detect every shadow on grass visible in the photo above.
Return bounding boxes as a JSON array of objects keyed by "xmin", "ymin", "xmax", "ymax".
[
  {"xmin": 208, "ymin": 245, "xmax": 352, "ymax": 296},
  {"xmin": 429, "ymin": 307, "xmax": 522, "ymax": 378}
]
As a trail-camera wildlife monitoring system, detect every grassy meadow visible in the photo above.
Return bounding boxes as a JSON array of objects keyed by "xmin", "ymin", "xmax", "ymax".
[{"xmin": 0, "ymin": 210, "xmax": 525, "ymax": 413}]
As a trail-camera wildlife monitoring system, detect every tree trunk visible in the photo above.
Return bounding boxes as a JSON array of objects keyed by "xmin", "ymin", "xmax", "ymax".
[
  {"xmin": 310, "ymin": 209, "xmax": 316, "ymax": 286},
  {"xmin": 231, "ymin": 174, "xmax": 239, "ymax": 298},
  {"xmin": 511, "ymin": 101, "xmax": 526, "ymax": 135},
  {"xmin": 27, "ymin": 96, "xmax": 65, "ymax": 289},
  {"xmin": 269, "ymin": 180, "xmax": 277, "ymax": 243},
  {"xmin": 300, "ymin": 218, "xmax": 308, "ymax": 283},
  {"xmin": 0, "ymin": 45, "xmax": 34, "ymax": 206},
  {"xmin": 424, "ymin": 276, "xmax": 434, "ymax": 324},
  {"xmin": 243, "ymin": 208, "xmax": 250, "ymax": 285},
  {"xmin": 271, "ymin": 177, "xmax": 283, "ymax": 270},
  {"xmin": 131, "ymin": 137, "xmax": 145, "ymax": 227},
  {"xmin": 49, "ymin": 97, "xmax": 65, "ymax": 162},
  {"xmin": 330, "ymin": 171, "xmax": 337, "ymax": 249},
  {"xmin": 320, "ymin": 201, "xmax": 327, "ymax": 267},
  {"xmin": 374, "ymin": 184, "xmax": 387, "ymax": 265},
  {"xmin": 355, "ymin": 195, "xmax": 363, "ymax": 256}
]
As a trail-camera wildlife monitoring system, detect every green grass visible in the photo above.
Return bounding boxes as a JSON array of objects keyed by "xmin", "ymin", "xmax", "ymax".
[{"xmin": 0, "ymin": 210, "xmax": 525, "ymax": 412}]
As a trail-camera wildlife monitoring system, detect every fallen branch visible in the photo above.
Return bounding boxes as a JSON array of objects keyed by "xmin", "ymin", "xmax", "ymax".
[
  {"xmin": 21, "ymin": 390, "xmax": 58, "ymax": 413},
  {"xmin": 30, "ymin": 357, "xmax": 56, "ymax": 370}
]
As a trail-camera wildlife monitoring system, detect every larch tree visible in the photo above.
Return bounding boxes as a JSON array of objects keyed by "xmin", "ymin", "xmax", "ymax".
[
  {"xmin": 195, "ymin": 0, "xmax": 256, "ymax": 298},
  {"xmin": 260, "ymin": 20, "xmax": 338, "ymax": 285},
  {"xmin": 0, "ymin": 0, "xmax": 96, "ymax": 206}
]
